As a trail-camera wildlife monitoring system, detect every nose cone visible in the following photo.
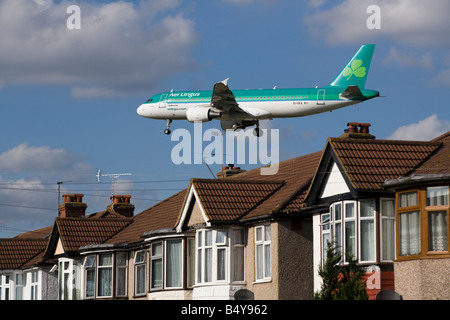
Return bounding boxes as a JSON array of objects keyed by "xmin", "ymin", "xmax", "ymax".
[{"xmin": 137, "ymin": 104, "xmax": 146, "ymax": 117}]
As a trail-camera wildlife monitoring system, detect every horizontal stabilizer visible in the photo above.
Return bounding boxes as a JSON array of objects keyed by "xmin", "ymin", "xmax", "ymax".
[{"xmin": 340, "ymin": 85, "xmax": 363, "ymax": 99}]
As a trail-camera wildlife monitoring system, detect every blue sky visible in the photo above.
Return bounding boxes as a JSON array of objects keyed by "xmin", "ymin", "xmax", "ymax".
[{"xmin": 1, "ymin": 0, "xmax": 450, "ymax": 237}]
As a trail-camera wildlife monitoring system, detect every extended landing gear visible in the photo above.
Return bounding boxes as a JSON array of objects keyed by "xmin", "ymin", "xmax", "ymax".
[
  {"xmin": 164, "ymin": 119, "xmax": 172, "ymax": 135},
  {"xmin": 253, "ymin": 127, "xmax": 262, "ymax": 137},
  {"xmin": 253, "ymin": 121, "xmax": 263, "ymax": 137}
]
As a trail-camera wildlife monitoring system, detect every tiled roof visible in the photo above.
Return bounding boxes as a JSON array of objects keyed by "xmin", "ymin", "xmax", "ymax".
[
  {"xmin": 191, "ymin": 179, "xmax": 285, "ymax": 221},
  {"xmin": 0, "ymin": 239, "xmax": 47, "ymax": 269},
  {"xmin": 56, "ymin": 218, "xmax": 131, "ymax": 253},
  {"xmin": 227, "ymin": 151, "xmax": 323, "ymax": 216},
  {"xmin": 328, "ymin": 137, "xmax": 442, "ymax": 191},
  {"xmin": 413, "ymin": 132, "xmax": 450, "ymax": 175},
  {"xmin": 106, "ymin": 190, "xmax": 187, "ymax": 245}
]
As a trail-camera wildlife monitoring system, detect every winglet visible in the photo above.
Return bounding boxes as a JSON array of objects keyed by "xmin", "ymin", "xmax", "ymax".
[{"xmin": 221, "ymin": 78, "xmax": 229, "ymax": 86}]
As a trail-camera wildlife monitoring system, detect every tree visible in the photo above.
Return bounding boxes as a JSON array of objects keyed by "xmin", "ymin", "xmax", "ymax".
[{"xmin": 314, "ymin": 242, "xmax": 368, "ymax": 300}]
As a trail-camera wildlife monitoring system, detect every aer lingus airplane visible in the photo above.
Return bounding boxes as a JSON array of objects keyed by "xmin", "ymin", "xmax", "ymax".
[{"xmin": 137, "ymin": 44, "xmax": 379, "ymax": 136}]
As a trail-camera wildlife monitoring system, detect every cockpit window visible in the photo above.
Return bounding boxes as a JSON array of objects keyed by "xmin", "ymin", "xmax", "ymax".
[{"xmin": 146, "ymin": 98, "xmax": 153, "ymax": 103}]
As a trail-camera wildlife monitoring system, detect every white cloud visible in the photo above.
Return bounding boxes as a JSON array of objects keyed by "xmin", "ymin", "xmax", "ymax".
[
  {"xmin": 382, "ymin": 47, "xmax": 433, "ymax": 69},
  {"xmin": 387, "ymin": 114, "xmax": 450, "ymax": 141},
  {"xmin": 0, "ymin": 0, "xmax": 198, "ymax": 97},
  {"xmin": 0, "ymin": 143, "xmax": 88, "ymax": 174},
  {"xmin": 304, "ymin": 0, "xmax": 450, "ymax": 47}
]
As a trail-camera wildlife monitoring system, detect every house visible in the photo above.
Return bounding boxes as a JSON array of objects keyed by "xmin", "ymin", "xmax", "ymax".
[
  {"xmin": 2, "ymin": 123, "xmax": 449, "ymax": 300},
  {"xmin": 0, "ymin": 226, "xmax": 55, "ymax": 300},
  {"xmin": 383, "ymin": 131, "xmax": 450, "ymax": 300},
  {"xmin": 43, "ymin": 194, "xmax": 133, "ymax": 300},
  {"xmin": 304, "ymin": 122, "xmax": 447, "ymax": 299}
]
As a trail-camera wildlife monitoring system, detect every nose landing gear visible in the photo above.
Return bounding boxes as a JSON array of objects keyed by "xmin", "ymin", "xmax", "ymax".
[{"xmin": 164, "ymin": 119, "xmax": 172, "ymax": 135}]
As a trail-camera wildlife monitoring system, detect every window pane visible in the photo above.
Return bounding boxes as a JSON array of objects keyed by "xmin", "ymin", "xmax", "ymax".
[
  {"xmin": 217, "ymin": 248, "xmax": 226, "ymax": 281},
  {"xmin": 232, "ymin": 247, "xmax": 244, "ymax": 282},
  {"xmin": 86, "ymin": 269, "xmax": 95, "ymax": 298},
  {"xmin": 429, "ymin": 211, "xmax": 448, "ymax": 251},
  {"xmin": 399, "ymin": 211, "xmax": 421, "ymax": 255},
  {"xmin": 361, "ymin": 220, "xmax": 375, "ymax": 261},
  {"xmin": 98, "ymin": 268, "xmax": 112, "ymax": 297},
  {"xmin": 256, "ymin": 244, "xmax": 263, "ymax": 280},
  {"xmin": 345, "ymin": 202, "xmax": 355, "ymax": 218},
  {"xmin": 360, "ymin": 199, "xmax": 375, "ymax": 217},
  {"xmin": 151, "ymin": 259, "xmax": 162, "ymax": 288},
  {"xmin": 345, "ymin": 221, "xmax": 356, "ymax": 260},
  {"xmin": 335, "ymin": 222, "xmax": 342, "ymax": 256},
  {"xmin": 264, "ymin": 225, "xmax": 271, "ymax": 241},
  {"xmin": 116, "ymin": 268, "xmax": 126, "ymax": 296},
  {"xmin": 322, "ymin": 233, "xmax": 331, "ymax": 264},
  {"xmin": 382, "ymin": 199, "xmax": 395, "ymax": 217},
  {"xmin": 117, "ymin": 253, "xmax": 127, "ymax": 266},
  {"xmin": 205, "ymin": 248, "xmax": 212, "ymax": 282},
  {"xmin": 382, "ymin": 218, "xmax": 395, "ymax": 261},
  {"xmin": 256, "ymin": 227, "xmax": 262, "ymax": 242},
  {"xmin": 264, "ymin": 244, "xmax": 271, "ymax": 278},
  {"xmin": 205, "ymin": 230, "xmax": 212, "ymax": 246},
  {"xmin": 99, "ymin": 254, "xmax": 112, "ymax": 267},
  {"xmin": 152, "ymin": 242, "xmax": 162, "ymax": 257},
  {"xmin": 197, "ymin": 249, "xmax": 202, "ymax": 283},
  {"xmin": 136, "ymin": 265, "xmax": 146, "ymax": 294},
  {"xmin": 166, "ymin": 240, "xmax": 182, "ymax": 287},
  {"xmin": 427, "ymin": 187, "xmax": 449, "ymax": 206},
  {"xmin": 233, "ymin": 229, "xmax": 244, "ymax": 245},
  {"xmin": 335, "ymin": 203, "xmax": 342, "ymax": 220},
  {"xmin": 399, "ymin": 192, "xmax": 418, "ymax": 207},
  {"xmin": 216, "ymin": 230, "xmax": 227, "ymax": 244},
  {"xmin": 135, "ymin": 251, "xmax": 145, "ymax": 263}
]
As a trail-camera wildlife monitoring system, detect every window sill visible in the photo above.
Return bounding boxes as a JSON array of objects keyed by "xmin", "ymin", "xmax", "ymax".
[{"xmin": 253, "ymin": 278, "xmax": 272, "ymax": 284}]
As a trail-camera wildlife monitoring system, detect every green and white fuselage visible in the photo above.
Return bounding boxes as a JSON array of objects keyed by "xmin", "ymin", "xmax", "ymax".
[{"xmin": 137, "ymin": 45, "xmax": 379, "ymax": 135}]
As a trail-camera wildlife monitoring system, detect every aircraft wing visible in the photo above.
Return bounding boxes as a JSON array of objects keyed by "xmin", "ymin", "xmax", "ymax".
[{"xmin": 210, "ymin": 78, "xmax": 248, "ymax": 114}]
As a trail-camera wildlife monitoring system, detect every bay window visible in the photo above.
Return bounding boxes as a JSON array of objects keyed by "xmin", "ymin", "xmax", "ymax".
[
  {"xmin": 196, "ymin": 228, "xmax": 245, "ymax": 284},
  {"xmin": 320, "ymin": 198, "xmax": 394, "ymax": 265},
  {"xmin": 150, "ymin": 238, "xmax": 186, "ymax": 291},
  {"xmin": 396, "ymin": 186, "xmax": 450, "ymax": 259}
]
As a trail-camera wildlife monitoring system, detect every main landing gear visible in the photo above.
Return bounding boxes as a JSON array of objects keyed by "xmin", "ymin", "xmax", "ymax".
[
  {"xmin": 253, "ymin": 121, "xmax": 263, "ymax": 137},
  {"xmin": 164, "ymin": 119, "xmax": 172, "ymax": 135}
]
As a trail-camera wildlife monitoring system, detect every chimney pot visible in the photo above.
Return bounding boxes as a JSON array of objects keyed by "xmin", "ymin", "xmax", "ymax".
[
  {"xmin": 108, "ymin": 195, "xmax": 134, "ymax": 217},
  {"xmin": 346, "ymin": 122, "xmax": 359, "ymax": 133},
  {"xmin": 59, "ymin": 194, "xmax": 86, "ymax": 218}
]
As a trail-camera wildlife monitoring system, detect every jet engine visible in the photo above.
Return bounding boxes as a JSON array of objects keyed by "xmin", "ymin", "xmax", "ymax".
[{"xmin": 186, "ymin": 108, "xmax": 221, "ymax": 123}]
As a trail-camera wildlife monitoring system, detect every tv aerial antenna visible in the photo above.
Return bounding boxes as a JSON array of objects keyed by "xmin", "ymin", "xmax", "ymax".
[{"xmin": 96, "ymin": 169, "xmax": 132, "ymax": 196}]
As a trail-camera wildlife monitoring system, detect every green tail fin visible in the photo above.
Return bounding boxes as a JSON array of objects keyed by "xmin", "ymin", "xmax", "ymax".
[{"xmin": 329, "ymin": 44, "xmax": 375, "ymax": 89}]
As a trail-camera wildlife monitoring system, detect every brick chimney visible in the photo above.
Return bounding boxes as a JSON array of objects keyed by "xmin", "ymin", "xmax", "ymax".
[
  {"xmin": 341, "ymin": 122, "xmax": 375, "ymax": 139},
  {"xmin": 217, "ymin": 164, "xmax": 246, "ymax": 178},
  {"xmin": 108, "ymin": 195, "xmax": 135, "ymax": 217},
  {"xmin": 59, "ymin": 194, "xmax": 87, "ymax": 218}
]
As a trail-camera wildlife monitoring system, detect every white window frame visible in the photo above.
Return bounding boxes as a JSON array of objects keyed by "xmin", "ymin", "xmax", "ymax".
[
  {"xmin": 59, "ymin": 259, "xmax": 73, "ymax": 300},
  {"xmin": 83, "ymin": 255, "xmax": 96, "ymax": 299},
  {"xmin": 134, "ymin": 250, "xmax": 147, "ymax": 296},
  {"xmin": 97, "ymin": 254, "xmax": 113, "ymax": 298},
  {"xmin": 165, "ymin": 239, "xmax": 183, "ymax": 289},
  {"xmin": 255, "ymin": 224, "xmax": 271, "ymax": 282},
  {"xmin": 343, "ymin": 201, "xmax": 356, "ymax": 263},
  {"xmin": 0, "ymin": 274, "xmax": 10, "ymax": 300},
  {"xmin": 15, "ymin": 273, "xmax": 23, "ymax": 300},
  {"xmin": 150, "ymin": 242, "xmax": 163, "ymax": 290},
  {"xmin": 196, "ymin": 229, "xmax": 241, "ymax": 285},
  {"xmin": 321, "ymin": 212, "xmax": 331, "ymax": 265}
]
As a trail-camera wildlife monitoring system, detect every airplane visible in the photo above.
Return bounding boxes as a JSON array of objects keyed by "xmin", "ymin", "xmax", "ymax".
[{"xmin": 137, "ymin": 44, "xmax": 379, "ymax": 136}]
